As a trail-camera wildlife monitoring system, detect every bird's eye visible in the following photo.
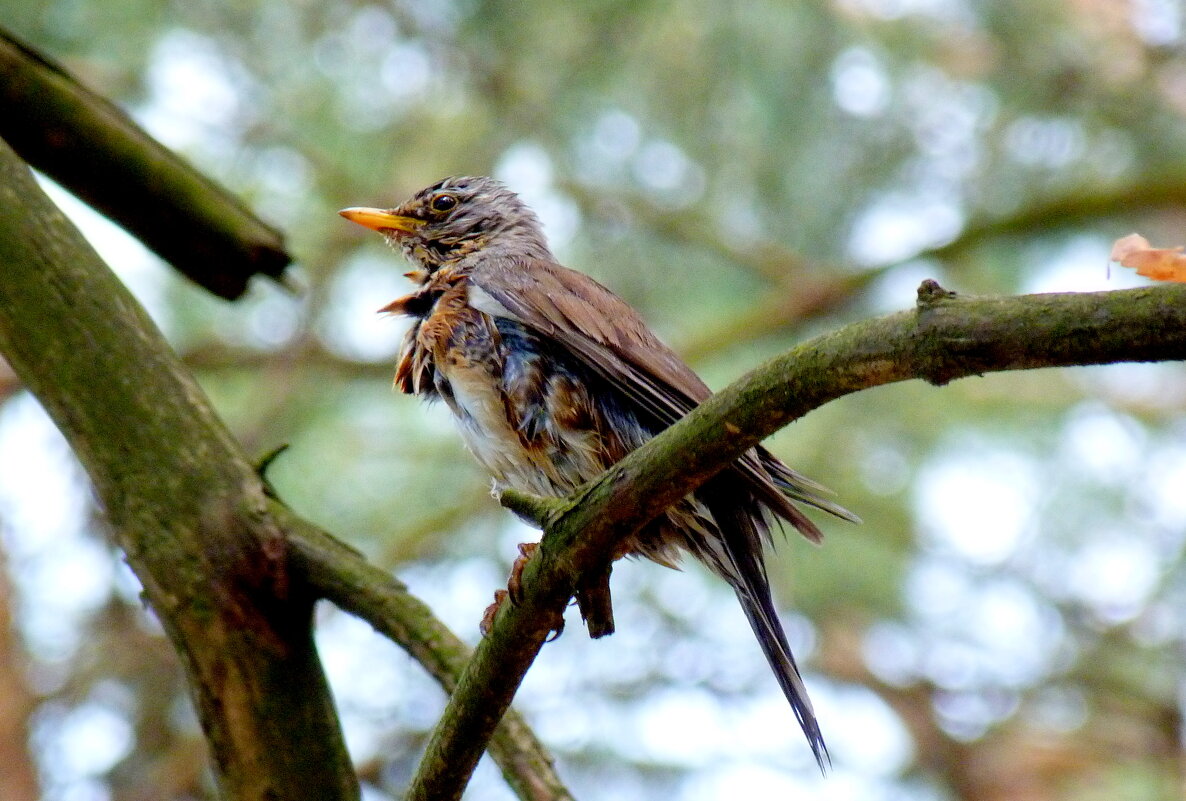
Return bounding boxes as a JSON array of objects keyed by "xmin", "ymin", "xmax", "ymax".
[{"xmin": 431, "ymin": 194, "xmax": 458, "ymax": 212}]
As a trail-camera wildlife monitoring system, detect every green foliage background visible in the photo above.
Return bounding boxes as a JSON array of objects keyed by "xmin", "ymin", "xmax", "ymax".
[{"xmin": 2, "ymin": 1, "xmax": 1184, "ymax": 799}]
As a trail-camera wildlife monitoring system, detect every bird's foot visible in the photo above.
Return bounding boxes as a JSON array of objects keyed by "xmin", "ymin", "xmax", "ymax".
[
  {"xmin": 479, "ymin": 542, "xmax": 565, "ymax": 640},
  {"xmin": 479, "ymin": 589, "xmax": 509, "ymax": 637},
  {"xmin": 507, "ymin": 542, "xmax": 537, "ymax": 605}
]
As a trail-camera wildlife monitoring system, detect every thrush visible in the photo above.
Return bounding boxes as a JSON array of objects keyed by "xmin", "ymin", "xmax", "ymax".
[{"xmin": 340, "ymin": 176, "xmax": 857, "ymax": 769}]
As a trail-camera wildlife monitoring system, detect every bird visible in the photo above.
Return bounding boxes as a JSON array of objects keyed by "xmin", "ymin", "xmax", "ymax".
[{"xmin": 339, "ymin": 176, "xmax": 857, "ymax": 769}]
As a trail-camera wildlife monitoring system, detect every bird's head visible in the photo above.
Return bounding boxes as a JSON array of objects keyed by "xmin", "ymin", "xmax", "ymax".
[{"xmin": 339, "ymin": 176, "xmax": 551, "ymax": 283}]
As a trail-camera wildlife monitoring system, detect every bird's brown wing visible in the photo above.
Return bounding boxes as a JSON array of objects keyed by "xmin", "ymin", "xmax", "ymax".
[
  {"xmin": 470, "ymin": 256, "xmax": 709, "ymax": 418},
  {"xmin": 469, "ymin": 257, "xmax": 854, "ymax": 540}
]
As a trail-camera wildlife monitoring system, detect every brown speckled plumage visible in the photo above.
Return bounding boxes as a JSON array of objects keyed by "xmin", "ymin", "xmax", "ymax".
[{"xmin": 341, "ymin": 176, "xmax": 857, "ymax": 769}]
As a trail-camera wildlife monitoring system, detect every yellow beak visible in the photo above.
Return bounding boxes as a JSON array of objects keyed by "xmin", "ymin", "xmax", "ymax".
[{"xmin": 338, "ymin": 207, "xmax": 426, "ymax": 235}]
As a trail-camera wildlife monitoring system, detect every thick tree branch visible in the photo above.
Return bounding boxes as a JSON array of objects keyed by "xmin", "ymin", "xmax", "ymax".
[
  {"xmin": 0, "ymin": 138, "xmax": 351, "ymax": 800},
  {"xmin": 408, "ymin": 278, "xmax": 1186, "ymax": 801},
  {"xmin": 0, "ymin": 27, "xmax": 289, "ymax": 299}
]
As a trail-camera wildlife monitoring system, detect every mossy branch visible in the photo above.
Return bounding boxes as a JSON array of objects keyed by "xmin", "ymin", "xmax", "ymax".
[
  {"xmin": 282, "ymin": 507, "xmax": 574, "ymax": 801},
  {"xmin": 407, "ymin": 278, "xmax": 1186, "ymax": 801},
  {"xmin": 0, "ymin": 26, "xmax": 289, "ymax": 299},
  {"xmin": 497, "ymin": 488, "xmax": 571, "ymax": 528},
  {"xmin": 0, "ymin": 135, "xmax": 353, "ymax": 801}
]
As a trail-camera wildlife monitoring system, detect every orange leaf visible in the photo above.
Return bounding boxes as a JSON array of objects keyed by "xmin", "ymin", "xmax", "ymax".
[{"xmin": 1110, "ymin": 232, "xmax": 1186, "ymax": 282}]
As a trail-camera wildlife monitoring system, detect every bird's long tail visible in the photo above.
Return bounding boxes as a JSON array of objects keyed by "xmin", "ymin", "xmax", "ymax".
[
  {"xmin": 732, "ymin": 576, "xmax": 829, "ymax": 771},
  {"xmin": 699, "ymin": 487, "xmax": 830, "ymax": 772}
]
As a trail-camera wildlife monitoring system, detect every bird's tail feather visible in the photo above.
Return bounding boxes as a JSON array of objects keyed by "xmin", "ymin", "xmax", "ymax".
[
  {"xmin": 700, "ymin": 488, "xmax": 830, "ymax": 771},
  {"xmin": 758, "ymin": 447, "xmax": 862, "ymax": 526},
  {"xmin": 733, "ymin": 578, "xmax": 830, "ymax": 772}
]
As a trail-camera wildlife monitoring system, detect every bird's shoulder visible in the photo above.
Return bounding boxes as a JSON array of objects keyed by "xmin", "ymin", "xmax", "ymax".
[{"xmin": 467, "ymin": 256, "xmax": 711, "ymax": 405}]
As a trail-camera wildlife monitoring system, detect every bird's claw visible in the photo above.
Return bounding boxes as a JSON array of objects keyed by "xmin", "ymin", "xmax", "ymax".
[
  {"xmin": 479, "ymin": 542, "xmax": 564, "ymax": 640},
  {"xmin": 480, "ymin": 589, "xmax": 508, "ymax": 637},
  {"xmin": 506, "ymin": 542, "xmax": 538, "ymax": 605}
]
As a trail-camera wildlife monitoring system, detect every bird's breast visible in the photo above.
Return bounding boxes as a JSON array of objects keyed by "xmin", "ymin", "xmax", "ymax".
[{"xmin": 397, "ymin": 282, "xmax": 616, "ymax": 496}]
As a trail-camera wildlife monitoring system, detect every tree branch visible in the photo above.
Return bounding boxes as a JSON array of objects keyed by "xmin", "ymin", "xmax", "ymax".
[
  {"xmin": 0, "ymin": 26, "xmax": 289, "ymax": 299},
  {"xmin": 281, "ymin": 506, "xmax": 574, "ymax": 801},
  {"xmin": 407, "ymin": 278, "xmax": 1186, "ymax": 801},
  {"xmin": 921, "ymin": 179, "xmax": 1186, "ymax": 265},
  {"xmin": 0, "ymin": 548, "xmax": 37, "ymax": 801},
  {"xmin": 0, "ymin": 138, "xmax": 351, "ymax": 800}
]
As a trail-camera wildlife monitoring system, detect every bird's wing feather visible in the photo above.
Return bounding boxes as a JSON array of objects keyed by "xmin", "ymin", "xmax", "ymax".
[
  {"xmin": 469, "ymin": 257, "xmax": 854, "ymax": 540},
  {"xmin": 470, "ymin": 256, "xmax": 709, "ymax": 417}
]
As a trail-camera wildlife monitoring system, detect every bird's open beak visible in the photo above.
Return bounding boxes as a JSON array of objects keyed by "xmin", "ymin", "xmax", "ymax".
[{"xmin": 338, "ymin": 207, "xmax": 426, "ymax": 236}]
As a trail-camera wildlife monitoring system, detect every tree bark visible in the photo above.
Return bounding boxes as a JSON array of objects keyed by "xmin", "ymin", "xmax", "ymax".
[
  {"xmin": 0, "ymin": 138, "xmax": 354, "ymax": 800},
  {"xmin": 0, "ymin": 549, "xmax": 38, "ymax": 801}
]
